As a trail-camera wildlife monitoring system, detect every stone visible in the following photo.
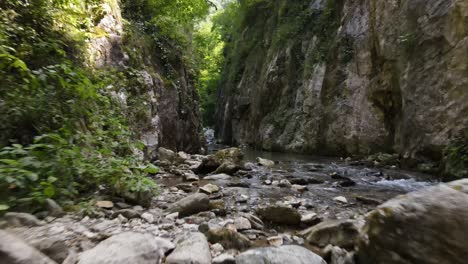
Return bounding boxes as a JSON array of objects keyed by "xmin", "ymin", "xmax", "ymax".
[
  {"xmin": 0, "ymin": 230, "xmax": 56, "ymax": 264},
  {"xmin": 183, "ymin": 171, "xmax": 199, "ymax": 182},
  {"xmin": 78, "ymin": 232, "xmax": 174, "ymax": 264},
  {"xmin": 267, "ymin": 236, "xmax": 283, "ymax": 247},
  {"xmin": 213, "ymin": 254, "xmax": 236, "ymax": 264},
  {"xmin": 256, "ymin": 206, "xmax": 301, "ymax": 225},
  {"xmin": 257, "ymin": 157, "xmax": 275, "ymax": 167},
  {"xmin": 199, "ymin": 183, "xmax": 220, "ymax": 194},
  {"xmin": 290, "ymin": 178, "xmax": 325, "ymax": 185},
  {"xmin": 333, "ymin": 196, "xmax": 348, "ymax": 204},
  {"xmin": 28, "ymin": 236, "xmax": 69, "ymax": 263},
  {"xmin": 206, "ymin": 227, "xmax": 252, "ymax": 250},
  {"xmin": 158, "ymin": 147, "xmax": 176, "ymax": 162},
  {"xmin": 141, "ymin": 212, "xmax": 155, "ymax": 223},
  {"xmin": 211, "ymin": 243, "xmax": 224, "ymax": 255},
  {"xmin": 44, "ymin": 199, "xmax": 64, "ymax": 217},
  {"xmin": 301, "ymin": 213, "xmax": 321, "ymax": 226},
  {"xmin": 235, "ymin": 194, "xmax": 249, "ymax": 203},
  {"xmin": 234, "ymin": 217, "xmax": 252, "ymax": 231},
  {"xmin": 176, "ymin": 183, "xmax": 194, "ymax": 192},
  {"xmin": 96, "ymin": 200, "xmax": 114, "ymax": 209},
  {"xmin": 357, "ymin": 180, "xmax": 468, "ymax": 264},
  {"xmin": 278, "ymin": 179, "xmax": 292, "ymax": 188},
  {"xmin": 5, "ymin": 212, "xmax": 44, "ymax": 227},
  {"xmin": 301, "ymin": 220, "xmax": 361, "ymax": 248},
  {"xmin": 167, "ymin": 193, "xmax": 210, "ymax": 217},
  {"xmin": 292, "ymin": 184, "xmax": 308, "ymax": 192},
  {"xmin": 243, "ymin": 214, "xmax": 264, "ymax": 230},
  {"xmin": 196, "ymin": 148, "xmax": 243, "ymax": 174},
  {"xmin": 236, "ymin": 245, "xmax": 326, "ymax": 264},
  {"xmin": 114, "ymin": 209, "xmax": 140, "ymax": 219},
  {"xmin": 166, "ymin": 232, "xmax": 211, "ymax": 264},
  {"xmin": 204, "ymin": 173, "xmax": 232, "ymax": 181},
  {"xmin": 355, "ymin": 196, "xmax": 381, "ymax": 205}
]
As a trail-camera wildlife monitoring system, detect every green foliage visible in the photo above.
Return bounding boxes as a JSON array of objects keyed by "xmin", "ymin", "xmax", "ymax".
[{"xmin": 0, "ymin": 0, "xmax": 160, "ymax": 212}]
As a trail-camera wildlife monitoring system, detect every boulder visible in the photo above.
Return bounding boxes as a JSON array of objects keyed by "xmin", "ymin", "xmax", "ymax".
[
  {"xmin": 357, "ymin": 179, "xmax": 468, "ymax": 264},
  {"xmin": 256, "ymin": 157, "xmax": 275, "ymax": 167},
  {"xmin": 213, "ymin": 254, "xmax": 236, "ymax": 264},
  {"xmin": 158, "ymin": 147, "xmax": 176, "ymax": 162},
  {"xmin": 301, "ymin": 219, "xmax": 361, "ymax": 248},
  {"xmin": 5, "ymin": 212, "xmax": 44, "ymax": 227},
  {"xmin": 234, "ymin": 217, "xmax": 252, "ymax": 231},
  {"xmin": 0, "ymin": 230, "xmax": 57, "ymax": 264},
  {"xmin": 166, "ymin": 232, "xmax": 211, "ymax": 264},
  {"xmin": 236, "ymin": 245, "xmax": 326, "ymax": 264},
  {"xmin": 242, "ymin": 213, "xmax": 264, "ymax": 230},
  {"xmin": 78, "ymin": 232, "xmax": 174, "ymax": 264},
  {"xmin": 199, "ymin": 183, "xmax": 220, "ymax": 194},
  {"xmin": 256, "ymin": 206, "xmax": 301, "ymax": 225},
  {"xmin": 205, "ymin": 227, "xmax": 252, "ymax": 250},
  {"xmin": 96, "ymin": 200, "xmax": 114, "ymax": 209},
  {"xmin": 167, "ymin": 193, "xmax": 210, "ymax": 217},
  {"xmin": 196, "ymin": 148, "xmax": 243, "ymax": 174}
]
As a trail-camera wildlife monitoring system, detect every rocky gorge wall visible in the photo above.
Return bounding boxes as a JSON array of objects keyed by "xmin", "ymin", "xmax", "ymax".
[
  {"xmin": 87, "ymin": 1, "xmax": 204, "ymax": 159},
  {"xmin": 216, "ymin": 0, "xmax": 467, "ymax": 170}
]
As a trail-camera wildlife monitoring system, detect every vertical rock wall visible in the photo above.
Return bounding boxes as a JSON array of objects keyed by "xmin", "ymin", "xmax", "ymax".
[{"xmin": 217, "ymin": 0, "xmax": 467, "ymax": 165}]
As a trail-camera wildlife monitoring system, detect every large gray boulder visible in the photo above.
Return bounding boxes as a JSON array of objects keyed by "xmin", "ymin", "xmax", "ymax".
[
  {"xmin": 167, "ymin": 193, "xmax": 210, "ymax": 217},
  {"xmin": 0, "ymin": 230, "xmax": 56, "ymax": 264},
  {"xmin": 195, "ymin": 148, "xmax": 243, "ymax": 174},
  {"xmin": 357, "ymin": 179, "xmax": 468, "ymax": 264},
  {"xmin": 78, "ymin": 232, "xmax": 174, "ymax": 264},
  {"xmin": 236, "ymin": 245, "xmax": 326, "ymax": 264},
  {"xmin": 166, "ymin": 232, "xmax": 211, "ymax": 264}
]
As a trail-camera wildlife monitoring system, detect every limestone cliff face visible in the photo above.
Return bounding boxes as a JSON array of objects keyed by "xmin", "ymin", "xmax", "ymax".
[
  {"xmin": 87, "ymin": 1, "xmax": 204, "ymax": 159},
  {"xmin": 217, "ymin": 0, "xmax": 467, "ymax": 165}
]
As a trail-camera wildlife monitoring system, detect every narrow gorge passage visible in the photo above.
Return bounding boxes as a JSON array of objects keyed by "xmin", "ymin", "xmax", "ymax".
[{"xmin": 0, "ymin": 0, "xmax": 467, "ymax": 264}]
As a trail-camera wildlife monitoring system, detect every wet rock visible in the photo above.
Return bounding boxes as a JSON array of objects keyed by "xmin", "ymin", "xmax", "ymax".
[
  {"xmin": 213, "ymin": 253, "xmax": 236, "ymax": 264},
  {"xmin": 204, "ymin": 173, "xmax": 232, "ymax": 181},
  {"xmin": 236, "ymin": 245, "xmax": 326, "ymax": 264},
  {"xmin": 338, "ymin": 180, "xmax": 356, "ymax": 187},
  {"xmin": 96, "ymin": 200, "xmax": 114, "ymax": 209},
  {"xmin": 214, "ymin": 162, "xmax": 241, "ymax": 175},
  {"xmin": 167, "ymin": 193, "xmax": 210, "ymax": 217},
  {"xmin": 183, "ymin": 171, "xmax": 199, "ymax": 182},
  {"xmin": 196, "ymin": 148, "xmax": 243, "ymax": 174},
  {"xmin": 257, "ymin": 206, "xmax": 301, "ymax": 225},
  {"xmin": 242, "ymin": 214, "xmax": 264, "ymax": 230},
  {"xmin": 333, "ymin": 196, "xmax": 348, "ymax": 204},
  {"xmin": 290, "ymin": 177, "xmax": 325, "ymax": 185},
  {"xmin": 357, "ymin": 179, "xmax": 468, "ymax": 264},
  {"xmin": 78, "ymin": 232, "xmax": 174, "ymax": 264},
  {"xmin": 44, "ymin": 199, "xmax": 64, "ymax": 217},
  {"xmin": 278, "ymin": 179, "xmax": 292, "ymax": 188},
  {"xmin": 176, "ymin": 183, "xmax": 194, "ymax": 193},
  {"xmin": 199, "ymin": 183, "xmax": 220, "ymax": 194},
  {"xmin": 301, "ymin": 220, "xmax": 361, "ymax": 248},
  {"xmin": 355, "ymin": 196, "xmax": 381, "ymax": 205},
  {"xmin": 235, "ymin": 194, "xmax": 249, "ymax": 203},
  {"xmin": 226, "ymin": 182, "xmax": 250, "ymax": 188},
  {"xmin": 267, "ymin": 236, "xmax": 284, "ymax": 247},
  {"xmin": 0, "ymin": 230, "xmax": 56, "ymax": 264},
  {"xmin": 292, "ymin": 184, "xmax": 308, "ymax": 192},
  {"xmin": 5, "ymin": 212, "xmax": 44, "ymax": 227},
  {"xmin": 301, "ymin": 213, "xmax": 321, "ymax": 226},
  {"xmin": 257, "ymin": 157, "xmax": 275, "ymax": 167},
  {"xmin": 234, "ymin": 217, "xmax": 251, "ymax": 231},
  {"xmin": 166, "ymin": 232, "xmax": 211, "ymax": 264},
  {"xmin": 158, "ymin": 147, "xmax": 176, "ymax": 162},
  {"xmin": 206, "ymin": 228, "xmax": 252, "ymax": 250}
]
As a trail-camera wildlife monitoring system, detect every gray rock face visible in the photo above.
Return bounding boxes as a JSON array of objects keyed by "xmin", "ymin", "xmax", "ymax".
[
  {"xmin": 167, "ymin": 193, "xmax": 210, "ymax": 217},
  {"xmin": 236, "ymin": 245, "xmax": 326, "ymax": 264},
  {"xmin": 78, "ymin": 232, "xmax": 174, "ymax": 264},
  {"xmin": 166, "ymin": 232, "xmax": 211, "ymax": 264},
  {"xmin": 256, "ymin": 206, "xmax": 301, "ymax": 225},
  {"xmin": 216, "ymin": 0, "xmax": 468, "ymax": 169},
  {"xmin": 5, "ymin": 212, "xmax": 44, "ymax": 227},
  {"xmin": 301, "ymin": 219, "xmax": 361, "ymax": 248},
  {"xmin": 0, "ymin": 230, "xmax": 56, "ymax": 264},
  {"xmin": 357, "ymin": 179, "xmax": 468, "ymax": 264}
]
